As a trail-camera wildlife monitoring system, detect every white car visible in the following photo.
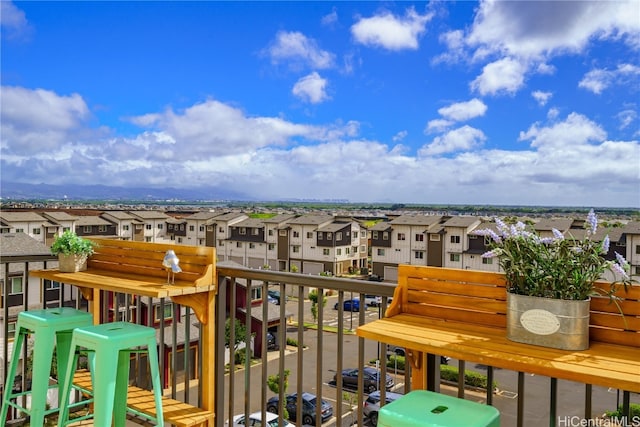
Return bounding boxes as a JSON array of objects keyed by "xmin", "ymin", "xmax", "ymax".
[{"xmin": 226, "ymin": 411, "xmax": 294, "ymax": 427}]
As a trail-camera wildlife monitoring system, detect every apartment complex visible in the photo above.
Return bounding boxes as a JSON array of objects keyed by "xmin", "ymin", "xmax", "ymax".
[{"xmin": 1, "ymin": 209, "xmax": 639, "ymax": 282}]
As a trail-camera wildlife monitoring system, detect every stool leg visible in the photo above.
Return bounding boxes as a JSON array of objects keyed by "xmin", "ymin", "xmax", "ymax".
[
  {"xmin": 57, "ymin": 338, "xmax": 80, "ymax": 427},
  {"xmin": 29, "ymin": 326, "xmax": 57, "ymax": 426},
  {"xmin": 146, "ymin": 339, "xmax": 164, "ymax": 425},
  {"xmin": 0, "ymin": 327, "xmax": 27, "ymax": 424},
  {"xmin": 112, "ymin": 350, "xmax": 130, "ymax": 427},
  {"xmin": 91, "ymin": 350, "xmax": 118, "ymax": 427},
  {"xmin": 54, "ymin": 330, "xmax": 74, "ymax": 408}
]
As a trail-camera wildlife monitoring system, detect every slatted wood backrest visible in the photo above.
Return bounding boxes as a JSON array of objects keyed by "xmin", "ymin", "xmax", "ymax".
[
  {"xmin": 87, "ymin": 238, "xmax": 215, "ymax": 287},
  {"xmin": 388, "ymin": 265, "xmax": 640, "ymax": 347},
  {"xmin": 589, "ymin": 282, "xmax": 640, "ymax": 347},
  {"xmin": 387, "ymin": 265, "xmax": 508, "ymax": 329}
]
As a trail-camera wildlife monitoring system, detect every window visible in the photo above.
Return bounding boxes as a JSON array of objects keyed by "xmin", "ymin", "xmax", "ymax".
[
  {"xmin": 430, "ymin": 234, "xmax": 441, "ymax": 241},
  {"xmin": 9, "ymin": 276, "xmax": 23, "ymax": 295},
  {"xmin": 293, "ymin": 231, "xmax": 300, "ymax": 238},
  {"xmin": 145, "ymin": 237, "xmax": 152, "ymax": 242},
  {"xmin": 482, "ymin": 257, "xmax": 493, "ymax": 265},
  {"xmin": 352, "ymin": 246, "xmax": 358, "ymax": 254},
  {"xmin": 292, "ymin": 246, "xmax": 300, "ymax": 253},
  {"xmin": 373, "ymin": 231, "xmax": 379, "ymax": 239},
  {"xmin": 336, "ymin": 248, "xmax": 342, "ymax": 255},
  {"xmin": 240, "ymin": 227, "xmax": 246, "ymax": 235},
  {"xmin": 45, "ymin": 280, "xmax": 60, "ymax": 290},
  {"xmin": 252, "ymin": 228, "xmax": 259, "ymax": 236},
  {"xmin": 7, "ymin": 322, "xmax": 16, "ymax": 341},
  {"xmin": 360, "ymin": 245, "xmax": 366, "ymax": 252},
  {"xmin": 219, "ymin": 227, "xmax": 224, "ymax": 233},
  {"xmin": 249, "ymin": 243, "xmax": 255, "ymax": 249},
  {"xmin": 157, "ymin": 224, "xmax": 163, "ymax": 230},
  {"xmin": 236, "ymin": 242, "xmax": 242, "ymax": 248},
  {"xmin": 190, "ymin": 225, "xmax": 195, "ymax": 232},
  {"xmin": 336, "ymin": 232, "xmax": 343, "ymax": 240},
  {"xmin": 15, "ymin": 228, "xmax": 24, "ymax": 233},
  {"xmin": 415, "ymin": 234, "xmax": 424, "ymax": 241},
  {"xmin": 415, "ymin": 251, "xmax": 424, "ymax": 259},
  {"xmin": 33, "ymin": 228, "xmax": 41, "ymax": 235},
  {"xmin": 377, "ymin": 248, "xmax": 385, "ymax": 256},
  {"xmin": 397, "ymin": 233, "xmax": 406, "ymax": 241},
  {"xmin": 362, "ymin": 231, "xmax": 367, "ymax": 238},
  {"xmin": 307, "ymin": 232, "xmax": 313, "ymax": 238},
  {"xmin": 382, "ymin": 232, "xmax": 389, "ymax": 240},
  {"xmin": 268, "ymin": 243, "xmax": 275, "ymax": 250},
  {"xmin": 268, "ymin": 229, "xmax": 273, "ymax": 236},
  {"xmin": 450, "ymin": 253, "xmax": 461, "ymax": 262},
  {"xmin": 327, "ymin": 232, "xmax": 333, "ymax": 240},
  {"xmin": 323, "ymin": 248, "xmax": 330, "ymax": 256},
  {"xmin": 179, "ymin": 224, "xmax": 185, "ymax": 231},
  {"xmin": 279, "ymin": 230, "xmax": 287, "ymax": 236},
  {"xmin": 451, "ymin": 235, "xmax": 461, "ymax": 244},
  {"xmin": 84, "ymin": 226, "xmax": 92, "ymax": 233},
  {"xmin": 345, "ymin": 247, "xmax": 350, "ymax": 254},
  {"xmin": 146, "ymin": 224, "xmax": 152, "ymax": 230},
  {"xmin": 636, "ymin": 244, "xmax": 640, "ymax": 254},
  {"xmin": 123, "ymin": 225, "xmax": 130, "ymax": 231},
  {"xmin": 154, "ymin": 304, "xmax": 173, "ymax": 322},
  {"xmin": 98, "ymin": 225, "xmax": 107, "ymax": 232},
  {"xmin": 199, "ymin": 226, "xmax": 205, "ymax": 232},
  {"xmin": 251, "ymin": 287, "xmax": 262, "ymax": 301},
  {"xmin": 318, "ymin": 233, "xmax": 323, "ymax": 240}
]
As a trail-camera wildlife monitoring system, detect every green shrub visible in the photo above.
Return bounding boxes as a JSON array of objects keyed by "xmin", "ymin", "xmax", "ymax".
[
  {"xmin": 605, "ymin": 403, "xmax": 640, "ymax": 420},
  {"xmin": 286, "ymin": 337, "xmax": 298, "ymax": 347}
]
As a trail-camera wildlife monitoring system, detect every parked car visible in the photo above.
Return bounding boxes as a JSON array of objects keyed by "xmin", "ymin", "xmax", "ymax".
[
  {"xmin": 368, "ymin": 274, "xmax": 383, "ymax": 282},
  {"xmin": 267, "ymin": 392, "xmax": 333, "ymax": 425},
  {"xmin": 386, "ymin": 345, "xmax": 450, "ymax": 365},
  {"xmin": 363, "ymin": 390, "xmax": 404, "ymax": 425},
  {"xmin": 334, "ymin": 367, "xmax": 394, "ymax": 393},
  {"xmin": 267, "ymin": 294, "xmax": 279, "ymax": 305},
  {"xmin": 333, "ymin": 298, "xmax": 360, "ymax": 312},
  {"xmin": 362, "ymin": 294, "xmax": 381, "ymax": 307},
  {"xmin": 226, "ymin": 410, "xmax": 294, "ymax": 426},
  {"xmin": 266, "ymin": 331, "xmax": 276, "ymax": 350},
  {"xmin": 268, "ymin": 289, "xmax": 287, "ymax": 305}
]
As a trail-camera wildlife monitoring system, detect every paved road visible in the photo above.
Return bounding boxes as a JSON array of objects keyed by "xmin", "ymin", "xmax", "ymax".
[{"xmin": 224, "ymin": 296, "xmax": 639, "ymax": 427}]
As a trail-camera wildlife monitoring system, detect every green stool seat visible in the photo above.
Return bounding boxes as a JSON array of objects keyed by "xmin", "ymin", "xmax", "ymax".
[
  {"xmin": 378, "ymin": 390, "xmax": 500, "ymax": 427},
  {"xmin": 0, "ymin": 307, "xmax": 93, "ymax": 426},
  {"xmin": 57, "ymin": 321, "xmax": 164, "ymax": 427}
]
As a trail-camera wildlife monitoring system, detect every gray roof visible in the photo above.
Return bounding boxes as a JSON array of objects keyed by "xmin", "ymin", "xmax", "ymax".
[
  {"xmin": 241, "ymin": 303, "xmax": 293, "ymax": 323},
  {"xmin": 534, "ymin": 218, "xmax": 573, "ymax": 232},
  {"xmin": 0, "ymin": 212, "xmax": 46, "ymax": 223},
  {"xmin": 233, "ymin": 218, "xmax": 266, "ymax": 228},
  {"xmin": 261, "ymin": 214, "xmax": 297, "ymax": 224},
  {"xmin": 76, "ymin": 216, "xmax": 112, "ymax": 226},
  {"xmin": 102, "ymin": 211, "xmax": 136, "ymax": 220},
  {"xmin": 41, "ymin": 211, "xmax": 79, "ymax": 221},
  {"xmin": 443, "ymin": 216, "xmax": 480, "ymax": 227},
  {"xmin": 0, "ymin": 233, "xmax": 52, "ymax": 257},
  {"xmin": 369, "ymin": 221, "xmax": 392, "ymax": 231},
  {"xmin": 287, "ymin": 215, "xmax": 334, "ymax": 225},
  {"xmin": 186, "ymin": 211, "xmax": 221, "ymax": 221},
  {"xmin": 129, "ymin": 210, "xmax": 171, "ymax": 220},
  {"xmin": 390, "ymin": 215, "xmax": 442, "ymax": 226},
  {"xmin": 318, "ymin": 222, "xmax": 350, "ymax": 232},
  {"xmin": 622, "ymin": 221, "xmax": 640, "ymax": 235},
  {"xmin": 212, "ymin": 212, "xmax": 248, "ymax": 222}
]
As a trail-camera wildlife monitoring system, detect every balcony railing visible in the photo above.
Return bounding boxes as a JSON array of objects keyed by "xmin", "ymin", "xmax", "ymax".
[{"xmin": 1, "ymin": 257, "xmax": 637, "ymax": 426}]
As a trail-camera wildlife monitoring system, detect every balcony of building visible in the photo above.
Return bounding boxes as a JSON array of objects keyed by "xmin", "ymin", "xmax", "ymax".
[{"xmin": 0, "ymin": 252, "xmax": 638, "ymax": 427}]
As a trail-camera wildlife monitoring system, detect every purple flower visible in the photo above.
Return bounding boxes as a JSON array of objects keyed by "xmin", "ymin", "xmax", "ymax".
[
  {"xmin": 482, "ymin": 248, "xmax": 503, "ymax": 258},
  {"xmin": 495, "ymin": 218, "xmax": 508, "ymax": 237},
  {"xmin": 611, "ymin": 262, "xmax": 630, "ymax": 280},
  {"xmin": 601, "ymin": 235, "xmax": 610, "ymax": 254},
  {"xmin": 615, "ymin": 252, "xmax": 629, "ymax": 269},
  {"xmin": 552, "ymin": 228, "xmax": 564, "ymax": 240},
  {"xmin": 586, "ymin": 209, "xmax": 597, "ymax": 235},
  {"xmin": 539, "ymin": 237, "xmax": 555, "ymax": 245},
  {"xmin": 473, "ymin": 228, "xmax": 502, "ymax": 243}
]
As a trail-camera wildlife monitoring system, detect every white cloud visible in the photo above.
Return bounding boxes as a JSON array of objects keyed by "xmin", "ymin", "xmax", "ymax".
[
  {"xmin": 266, "ymin": 31, "xmax": 335, "ymax": 70},
  {"xmin": 0, "ymin": 1, "xmax": 32, "ymax": 41},
  {"xmin": 351, "ymin": 7, "xmax": 433, "ymax": 51},
  {"xmin": 467, "ymin": 0, "xmax": 640, "ymax": 59},
  {"xmin": 616, "ymin": 109, "xmax": 637, "ymax": 131},
  {"xmin": 292, "ymin": 72, "xmax": 330, "ymax": 104},
  {"xmin": 471, "ymin": 57, "xmax": 526, "ymax": 96},
  {"xmin": 519, "ymin": 112, "xmax": 607, "ymax": 149},
  {"xmin": 532, "ymin": 90, "xmax": 553, "ymax": 107},
  {"xmin": 579, "ymin": 64, "xmax": 640, "ymax": 94},
  {"xmin": 321, "ymin": 8, "xmax": 338, "ymax": 27},
  {"xmin": 392, "ymin": 130, "xmax": 407, "ymax": 142},
  {"xmin": 425, "ymin": 118, "xmax": 454, "ymax": 133},
  {"xmin": 419, "ymin": 125, "xmax": 487, "ymax": 156},
  {"xmin": 0, "ymin": 86, "xmax": 90, "ymax": 154},
  {"xmin": 438, "ymin": 98, "xmax": 487, "ymax": 121}
]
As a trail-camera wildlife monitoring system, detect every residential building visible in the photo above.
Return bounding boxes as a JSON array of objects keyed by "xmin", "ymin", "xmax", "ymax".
[
  {"xmin": 443, "ymin": 216, "xmax": 482, "ymax": 270},
  {"xmin": 40, "ymin": 211, "xmax": 79, "ymax": 245},
  {"xmin": 75, "ymin": 215, "xmax": 117, "ymax": 238},
  {"xmin": 286, "ymin": 214, "xmax": 334, "ymax": 275},
  {"xmin": 262, "ymin": 214, "xmax": 297, "ymax": 271},
  {"xmin": 212, "ymin": 212, "xmax": 250, "ymax": 261},
  {"xmin": 227, "ymin": 218, "xmax": 269, "ymax": 268},
  {"xmin": 0, "ymin": 212, "xmax": 48, "ymax": 244},
  {"xmin": 128, "ymin": 211, "xmax": 171, "ymax": 243},
  {"xmin": 182, "ymin": 211, "xmax": 221, "ymax": 246},
  {"xmin": 101, "ymin": 211, "xmax": 140, "ymax": 241}
]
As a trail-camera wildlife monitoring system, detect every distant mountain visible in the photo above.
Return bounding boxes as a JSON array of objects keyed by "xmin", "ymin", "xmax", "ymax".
[{"xmin": 0, "ymin": 181, "xmax": 251, "ymax": 202}]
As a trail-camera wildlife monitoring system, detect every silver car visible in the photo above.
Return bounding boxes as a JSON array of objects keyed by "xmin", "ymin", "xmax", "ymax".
[{"xmin": 363, "ymin": 390, "xmax": 404, "ymax": 425}]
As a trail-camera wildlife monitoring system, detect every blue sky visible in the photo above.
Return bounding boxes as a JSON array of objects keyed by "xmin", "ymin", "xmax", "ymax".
[{"xmin": 1, "ymin": 1, "xmax": 639, "ymax": 207}]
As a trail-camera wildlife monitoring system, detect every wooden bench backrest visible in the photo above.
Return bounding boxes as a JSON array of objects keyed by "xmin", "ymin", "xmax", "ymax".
[
  {"xmin": 87, "ymin": 238, "xmax": 215, "ymax": 287},
  {"xmin": 388, "ymin": 265, "xmax": 639, "ymax": 347}
]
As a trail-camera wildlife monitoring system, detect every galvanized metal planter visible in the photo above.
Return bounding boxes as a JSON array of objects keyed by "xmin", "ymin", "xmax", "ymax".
[
  {"xmin": 506, "ymin": 292, "xmax": 590, "ymax": 351},
  {"xmin": 58, "ymin": 253, "xmax": 88, "ymax": 272}
]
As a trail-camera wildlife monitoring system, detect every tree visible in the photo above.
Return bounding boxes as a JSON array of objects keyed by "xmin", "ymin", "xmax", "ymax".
[
  {"xmin": 267, "ymin": 369, "xmax": 290, "ymax": 419},
  {"xmin": 308, "ymin": 289, "xmax": 327, "ymax": 322},
  {"xmin": 225, "ymin": 318, "xmax": 254, "ymax": 364}
]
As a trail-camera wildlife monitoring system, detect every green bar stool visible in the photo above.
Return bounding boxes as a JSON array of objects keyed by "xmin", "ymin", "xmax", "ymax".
[
  {"xmin": 378, "ymin": 390, "xmax": 500, "ymax": 427},
  {"xmin": 0, "ymin": 307, "xmax": 93, "ymax": 426},
  {"xmin": 57, "ymin": 321, "xmax": 164, "ymax": 427}
]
